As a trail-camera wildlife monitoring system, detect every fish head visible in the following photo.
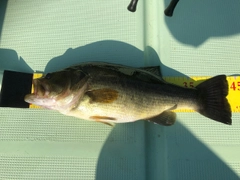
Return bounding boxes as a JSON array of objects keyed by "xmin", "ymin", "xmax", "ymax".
[{"xmin": 24, "ymin": 69, "xmax": 88, "ymax": 111}]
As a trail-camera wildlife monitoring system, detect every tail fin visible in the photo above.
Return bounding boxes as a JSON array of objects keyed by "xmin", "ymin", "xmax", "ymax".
[{"xmin": 196, "ymin": 75, "xmax": 232, "ymax": 125}]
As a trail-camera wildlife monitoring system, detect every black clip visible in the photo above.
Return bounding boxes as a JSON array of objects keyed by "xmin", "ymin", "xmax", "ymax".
[{"xmin": 127, "ymin": 0, "xmax": 180, "ymax": 17}]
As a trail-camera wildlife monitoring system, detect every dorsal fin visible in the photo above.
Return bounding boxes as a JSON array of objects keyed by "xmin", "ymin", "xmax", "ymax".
[{"xmin": 139, "ymin": 66, "xmax": 162, "ymax": 77}]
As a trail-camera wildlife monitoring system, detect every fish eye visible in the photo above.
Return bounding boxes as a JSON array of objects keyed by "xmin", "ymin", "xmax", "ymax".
[{"xmin": 45, "ymin": 73, "xmax": 52, "ymax": 79}]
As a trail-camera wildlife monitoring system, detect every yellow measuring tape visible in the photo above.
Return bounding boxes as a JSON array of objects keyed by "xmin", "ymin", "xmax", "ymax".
[
  {"xmin": 30, "ymin": 74, "xmax": 240, "ymax": 112},
  {"xmin": 29, "ymin": 73, "xmax": 42, "ymax": 109},
  {"xmin": 163, "ymin": 76, "xmax": 240, "ymax": 113}
]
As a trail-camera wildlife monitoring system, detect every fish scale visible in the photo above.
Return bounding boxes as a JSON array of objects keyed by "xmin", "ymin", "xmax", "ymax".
[{"xmin": 29, "ymin": 73, "xmax": 240, "ymax": 113}]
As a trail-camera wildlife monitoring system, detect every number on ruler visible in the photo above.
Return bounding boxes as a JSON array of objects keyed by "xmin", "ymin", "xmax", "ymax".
[
  {"xmin": 183, "ymin": 82, "xmax": 194, "ymax": 88},
  {"xmin": 230, "ymin": 82, "xmax": 240, "ymax": 91}
]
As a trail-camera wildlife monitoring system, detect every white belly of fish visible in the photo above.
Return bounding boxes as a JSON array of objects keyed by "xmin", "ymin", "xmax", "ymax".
[{"xmin": 63, "ymin": 94, "xmax": 151, "ymax": 123}]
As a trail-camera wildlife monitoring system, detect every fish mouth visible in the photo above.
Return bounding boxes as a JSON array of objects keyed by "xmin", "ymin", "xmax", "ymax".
[
  {"xmin": 24, "ymin": 79, "xmax": 51, "ymax": 105},
  {"xmin": 33, "ymin": 79, "xmax": 50, "ymax": 97}
]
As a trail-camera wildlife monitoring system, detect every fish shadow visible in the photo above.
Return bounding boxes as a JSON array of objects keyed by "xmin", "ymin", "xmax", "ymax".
[
  {"xmin": 0, "ymin": 48, "xmax": 33, "ymax": 73},
  {"xmin": 44, "ymin": 40, "xmax": 191, "ymax": 78},
  {"xmin": 164, "ymin": 0, "xmax": 240, "ymax": 46},
  {"xmin": 44, "ymin": 40, "xmax": 145, "ymax": 72},
  {"xmin": 0, "ymin": 1, "xmax": 32, "ymax": 73},
  {"xmin": 0, "ymin": 0, "xmax": 7, "ymax": 40},
  {"xmin": 95, "ymin": 121, "xmax": 239, "ymax": 180}
]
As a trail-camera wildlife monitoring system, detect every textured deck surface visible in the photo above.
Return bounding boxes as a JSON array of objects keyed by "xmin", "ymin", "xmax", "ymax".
[{"xmin": 0, "ymin": 0, "xmax": 240, "ymax": 179}]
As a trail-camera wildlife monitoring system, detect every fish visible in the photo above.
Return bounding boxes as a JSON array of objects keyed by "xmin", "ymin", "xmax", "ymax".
[{"xmin": 24, "ymin": 62, "xmax": 232, "ymax": 126}]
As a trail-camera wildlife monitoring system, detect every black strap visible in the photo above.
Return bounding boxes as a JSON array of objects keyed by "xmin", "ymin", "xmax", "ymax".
[{"xmin": 0, "ymin": 70, "xmax": 33, "ymax": 108}]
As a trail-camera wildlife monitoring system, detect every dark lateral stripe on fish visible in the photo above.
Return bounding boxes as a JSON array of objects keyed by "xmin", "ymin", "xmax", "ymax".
[
  {"xmin": 90, "ymin": 116, "xmax": 116, "ymax": 121},
  {"xmin": 86, "ymin": 88, "xmax": 118, "ymax": 103}
]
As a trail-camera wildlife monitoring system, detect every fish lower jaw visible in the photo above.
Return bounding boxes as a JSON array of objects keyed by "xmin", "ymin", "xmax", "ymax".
[{"xmin": 25, "ymin": 94, "xmax": 57, "ymax": 109}]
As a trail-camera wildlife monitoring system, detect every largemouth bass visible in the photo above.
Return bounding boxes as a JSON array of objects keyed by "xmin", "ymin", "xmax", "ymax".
[{"xmin": 24, "ymin": 62, "xmax": 232, "ymax": 126}]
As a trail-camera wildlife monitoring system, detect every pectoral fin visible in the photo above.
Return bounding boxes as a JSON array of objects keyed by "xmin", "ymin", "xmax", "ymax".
[
  {"xmin": 148, "ymin": 111, "xmax": 176, "ymax": 126},
  {"xmin": 86, "ymin": 88, "xmax": 118, "ymax": 103}
]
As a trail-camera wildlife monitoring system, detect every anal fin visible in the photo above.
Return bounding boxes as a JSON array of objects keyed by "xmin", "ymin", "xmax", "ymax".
[{"xmin": 148, "ymin": 111, "xmax": 176, "ymax": 126}]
